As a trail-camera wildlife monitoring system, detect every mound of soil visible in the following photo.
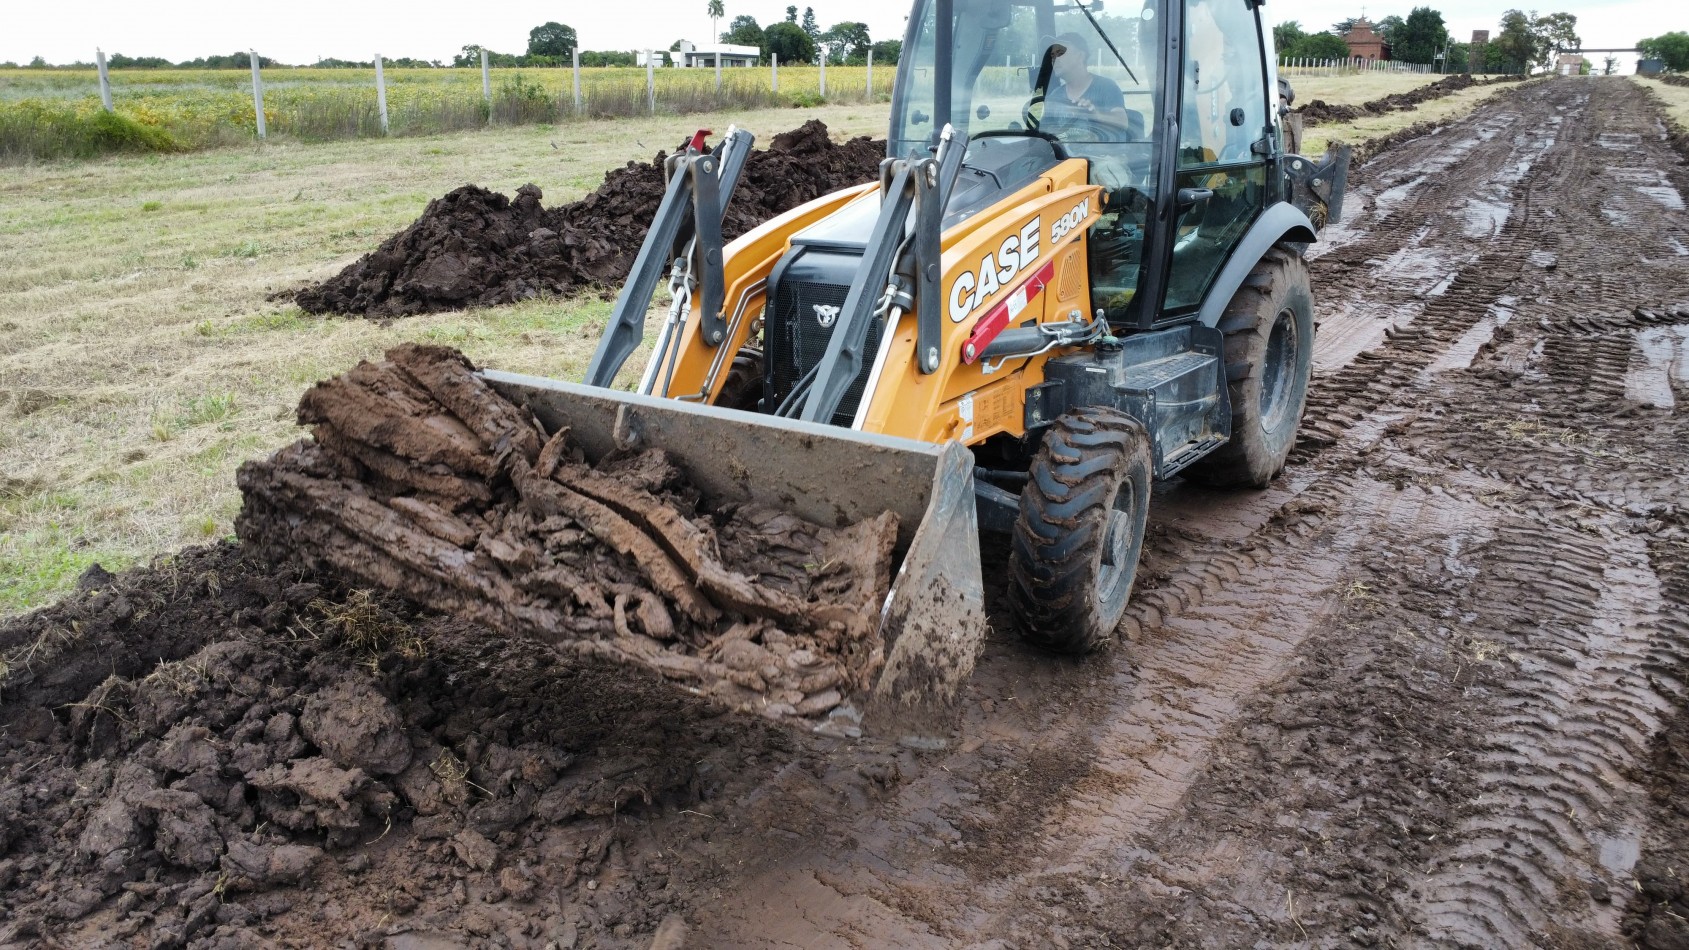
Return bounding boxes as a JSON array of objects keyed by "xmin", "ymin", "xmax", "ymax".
[
  {"xmin": 0, "ymin": 542, "xmax": 829, "ymax": 947},
  {"xmin": 235, "ymin": 343, "xmax": 896, "ymax": 729},
  {"xmin": 293, "ymin": 121, "xmax": 885, "ymax": 319},
  {"xmin": 1296, "ymin": 73, "xmax": 1523, "ymax": 128}
]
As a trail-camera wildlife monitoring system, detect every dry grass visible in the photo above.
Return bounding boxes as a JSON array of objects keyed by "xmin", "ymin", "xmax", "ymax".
[
  {"xmin": 1300, "ymin": 75, "xmax": 1527, "ymax": 157},
  {"xmin": 1285, "ymin": 71, "xmax": 1460, "ymax": 104},
  {"xmin": 0, "ymin": 75, "xmax": 1473, "ymax": 616},
  {"xmin": 1634, "ymin": 76, "xmax": 1689, "ymax": 132}
]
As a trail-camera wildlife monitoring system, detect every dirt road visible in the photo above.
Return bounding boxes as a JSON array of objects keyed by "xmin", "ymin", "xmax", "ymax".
[{"xmin": 2, "ymin": 76, "xmax": 1686, "ymax": 949}]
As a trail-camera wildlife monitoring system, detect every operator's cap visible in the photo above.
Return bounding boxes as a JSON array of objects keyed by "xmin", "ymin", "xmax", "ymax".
[{"xmin": 1051, "ymin": 31, "xmax": 1090, "ymax": 57}]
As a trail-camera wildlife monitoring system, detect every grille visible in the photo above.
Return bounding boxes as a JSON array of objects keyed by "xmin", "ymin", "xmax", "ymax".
[{"xmin": 767, "ymin": 279, "xmax": 881, "ymax": 426}]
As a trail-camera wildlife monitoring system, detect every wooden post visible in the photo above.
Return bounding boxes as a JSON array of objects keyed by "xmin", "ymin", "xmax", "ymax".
[
  {"xmin": 250, "ymin": 50, "xmax": 266, "ymax": 139},
  {"xmin": 572, "ymin": 48, "xmax": 581, "ymax": 112},
  {"xmin": 481, "ymin": 48, "xmax": 490, "ymax": 101},
  {"xmin": 374, "ymin": 54, "xmax": 389, "ymax": 134},
  {"xmin": 646, "ymin": 51, "xmax": 655, "ymax": 113},
  {"xmin": 772, "ymin": 52, "xmax": 778, "ymax": 92},
  {"xmin": 95, "ymin": 48, "xmax": 113, "ymax": 111}
]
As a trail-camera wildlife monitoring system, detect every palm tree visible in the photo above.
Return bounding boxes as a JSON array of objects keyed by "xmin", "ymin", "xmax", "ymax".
[{"xmin": 708, "ymin": 0, "xmax": 725, "ymax": 43}]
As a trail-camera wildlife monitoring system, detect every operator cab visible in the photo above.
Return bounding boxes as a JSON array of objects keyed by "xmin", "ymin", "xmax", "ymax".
[{"xmin": 891, "ymin": 0, "xmax": 1278, "ymax": 328}]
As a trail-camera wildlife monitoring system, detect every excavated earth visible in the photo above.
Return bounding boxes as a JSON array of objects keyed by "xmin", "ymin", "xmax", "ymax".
[
  {"xmin": 4, "ymin": 77, "xmax": 1689, "ymax": 948},
  {"xmin": 1294, "ymin": 71, "xmax": 1522, "ymax": 126},
  {"xmin": 290, "ymin": 120, "xmax": 884, "ymax": 319}
]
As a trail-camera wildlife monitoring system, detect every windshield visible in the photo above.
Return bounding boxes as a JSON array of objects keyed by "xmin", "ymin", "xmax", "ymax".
[{"xmin": 891, "ymin": 0, "xmax": 1163, "ymax": 163}]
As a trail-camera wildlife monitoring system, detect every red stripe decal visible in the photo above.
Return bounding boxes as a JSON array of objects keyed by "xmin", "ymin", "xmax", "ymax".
[{"xmin": 960, "ymin": 259, "xmax": 1056, "ymax": 365}]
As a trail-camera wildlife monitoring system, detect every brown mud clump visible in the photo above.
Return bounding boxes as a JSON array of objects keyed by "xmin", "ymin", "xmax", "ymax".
[
  {"xmin": 235, "ymin": 343, "xmax": 896, "ymax": 727},
  {"xmin": 291, "ymin": 120, "xmax": 884, "ymax": 318},
  {"xmin": 1295, "ymin": 72, "xmax": 1523, "ymax": 127},
  {"xmin": 0, "ymin": 543, "xmax": 836, "ymax": 946}
]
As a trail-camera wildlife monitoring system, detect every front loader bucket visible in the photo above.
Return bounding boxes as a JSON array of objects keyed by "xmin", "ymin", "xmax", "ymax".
[{"xmin": 482, "ymin": 370, "xmax": 987, "ymax": 743}]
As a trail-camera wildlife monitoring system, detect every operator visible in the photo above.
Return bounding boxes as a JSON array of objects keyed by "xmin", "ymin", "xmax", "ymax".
[{"xmin": 1041, "ymin": 32, "xmax": 1135, "ymax": 136}]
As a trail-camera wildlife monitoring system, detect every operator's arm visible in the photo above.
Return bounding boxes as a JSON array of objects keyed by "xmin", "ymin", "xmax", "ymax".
[{"xmin": 1074, "ymin": 77, "xmax": 1135, "ymax": 133}]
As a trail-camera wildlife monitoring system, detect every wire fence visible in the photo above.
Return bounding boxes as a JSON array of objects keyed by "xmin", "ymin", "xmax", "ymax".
[{"xmin": 0, "ymin": 50, "xmax": 895, "ymax": 163}]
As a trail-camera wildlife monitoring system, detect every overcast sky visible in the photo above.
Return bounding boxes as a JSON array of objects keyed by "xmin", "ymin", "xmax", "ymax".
[{"xmin": 4, "ymin": 0, "xmax": 1681, "ymax": 69}]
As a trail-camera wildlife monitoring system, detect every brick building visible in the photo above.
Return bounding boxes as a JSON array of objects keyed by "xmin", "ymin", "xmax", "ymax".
[{"xmin": 1344, "ymin": 17, "xmax": 1390, "ymax": 62}]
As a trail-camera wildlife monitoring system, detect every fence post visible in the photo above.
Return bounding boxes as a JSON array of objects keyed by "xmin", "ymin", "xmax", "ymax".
[
  {"xmin": 867, "ymin": 49, "xmax": 873, "ymax": 99},
  {"xmin": 772, "ymin": 52, "xmax": 778, "ymax": 93},
  {"xmin": 646, "ymin": 51, "xmax": 655, "ymax": 113},
  {"xmin": 572, "ymin": 48, "xmax": 581, "ymax": 112},
  {"xmin": 250, "ymin": 50, "xmax": 266, "ymax": 138},
  {"xmin": 96, "ymin": 48, "xmax": 113, "ymax": 111},
  {"xmin": 820, "ymin": 53, "xmax": 827, "ymax": 97},
  {"xmin": 481, "ymin": 48, "xmax": 490, "ymax": 102},
  {"xmin": 374, "ymin": 53, "xmax": 389, "ymax": 134},
  {"xmin": 715, "ymin": 52, "xmax": 722, "ymax": 91}
]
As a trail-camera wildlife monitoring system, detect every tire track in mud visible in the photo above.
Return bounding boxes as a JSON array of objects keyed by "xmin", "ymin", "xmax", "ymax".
[{"xmin": 1407, "ymin": 518, "xmax": 1679, "ymax": 946}]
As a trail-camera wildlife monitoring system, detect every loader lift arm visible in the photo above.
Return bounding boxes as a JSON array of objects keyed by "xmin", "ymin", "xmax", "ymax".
[
  {"xmin": 583, "ymin": 127, "xmax": 756, "ymax": 389},
  {"xmin": 797, "ymin": 126, "xmax": 969, "ymax": 424}
]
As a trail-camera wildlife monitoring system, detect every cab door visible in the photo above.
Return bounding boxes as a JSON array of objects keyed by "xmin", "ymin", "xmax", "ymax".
[{"xmin": 1160, "ymin": 0, "xmax": 1272, "ymax": 318}]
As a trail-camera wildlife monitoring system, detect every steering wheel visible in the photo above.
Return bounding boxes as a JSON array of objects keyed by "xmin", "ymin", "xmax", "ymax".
[{"xmin": 1023, "ymin": 94, "xmax": 1130, "ymax": 142}]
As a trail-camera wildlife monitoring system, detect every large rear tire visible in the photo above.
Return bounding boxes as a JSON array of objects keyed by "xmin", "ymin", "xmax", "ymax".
[
  {"xmin": 714, "ymin": 347, "xmax": 763, "ymax": 412},
  {"xmin": 1008, "ymin": 408, "xmax": 1153, "ymax": 655},
  {"xmin": 1184, "ymin": 246, "xmax": 1314, "ymax": 489}
]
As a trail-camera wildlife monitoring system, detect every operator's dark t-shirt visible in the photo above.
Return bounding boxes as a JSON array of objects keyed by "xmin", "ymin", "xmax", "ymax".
[{"xmin": 1045, "ymin": 74, "xmax": 1126, "ymax": 124}]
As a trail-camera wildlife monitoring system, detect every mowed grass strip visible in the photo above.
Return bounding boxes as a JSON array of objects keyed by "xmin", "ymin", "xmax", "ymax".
[{"xmin": 0, "ymin": 74, "xmax": 1478, "ymax": 615}]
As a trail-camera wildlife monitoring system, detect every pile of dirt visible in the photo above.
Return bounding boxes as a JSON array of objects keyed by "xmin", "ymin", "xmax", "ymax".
[
  {"xmin": 292, "ymin": 121, "xmax": 885, "ymax": 319},
  {"xmin": 235, "ymin": 343, "xmax": 896, "ymax": 730},
  {"xmin": 1296, "ymin": 73, "xmax": 1523, "ymax": 127},
  {"xmin": 0, "ymin": 542, "xmax": 833, "ymax": 947}
]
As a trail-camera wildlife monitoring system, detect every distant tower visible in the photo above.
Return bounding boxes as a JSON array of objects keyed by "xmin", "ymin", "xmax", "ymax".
[{"xmin": 1469, "ymin": 30, "xmax": 1489, "ymax": 73}]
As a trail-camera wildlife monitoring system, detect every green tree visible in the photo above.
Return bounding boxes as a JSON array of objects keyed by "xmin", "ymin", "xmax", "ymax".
[
  {"xmin": 1493, "ymin": 10, "xmax": 1536, "ymax": 71},
  {"xmin": 1273, "ymin": 21, "xmax": 1307, "ymax": 55},
  {"xmin": 822, "ymin": 21, "xmax": 872, "ymax": 64},
  {"xmin": 707, "ymin": 0, "xmax": 725, "ymax": 47},
  {"xmin": 1639, "ymin": 31, "xmax": 1689, "ymax": 71},
  {"xmin": 765, "ymin": 21, "xmax": 817, "ymax": 64},
  {"xmin": 1602, "ymin": 54, "xmax": 1617, "ymax": 75},
  {"xmin": 1375, "ymin": 15, "xmax": 1405, "ymax": 42},
  {"xmin": 1288, "ymin": 32, "xmax": 1350, "ymax": 61},
  {"xmin": 1331, "ymin": 17, "xmax": 1356, "ymax": 35},
  {"xmin": 1533, "ymin": 11, "xmax": 1580, "ymax": 67},
  {"xmin": 1392, "ymin": 7, "xmax": 1449, "ymax": 64},
  {"xmin": 722, "ymin": 14, "xmax": 765, "ymax": 49},
  {"xmin": 527, "ymin": 22, "xmax": 578, "ymax": 59},
  {"xmin": 785, "ymin": 5, "xmax": 798, "ymax": 22},
  {"xmin": 870, "ymin": 39, "xmax": 902, "ymax": 64},
  {"xmin": 801, "ymin": 7, "xmax": 820, "ymax": 42}
]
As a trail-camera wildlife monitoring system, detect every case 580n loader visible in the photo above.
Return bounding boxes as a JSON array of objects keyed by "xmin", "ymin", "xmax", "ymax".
[{"xmin": 483, "ymin": 0, "xmax": 1347, "ymax": 732}]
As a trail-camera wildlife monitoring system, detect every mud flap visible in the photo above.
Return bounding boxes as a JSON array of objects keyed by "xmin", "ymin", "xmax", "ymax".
[{"xmin": 482, "ymin": 371, "xmax": 987, "ymax": 744}]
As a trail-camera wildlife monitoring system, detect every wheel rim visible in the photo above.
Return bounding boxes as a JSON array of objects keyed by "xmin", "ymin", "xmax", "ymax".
[
  {"xmin": 1260, "ymin": 308, "xmax": 1298, "ymax": 429},
  {"xmin": 1097, "ymin": 480, "xmax": 1137, "ymax": 608}
]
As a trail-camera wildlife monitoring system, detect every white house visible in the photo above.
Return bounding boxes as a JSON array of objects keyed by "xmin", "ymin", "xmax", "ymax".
[{"xmin": 675, "ymin": 41, "xmax": 760, "ymax": 67}]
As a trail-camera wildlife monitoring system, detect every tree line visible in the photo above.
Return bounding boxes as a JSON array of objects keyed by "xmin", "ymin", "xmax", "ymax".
[{"xmin": 1273, "ymin": 7, "xmax": 1585, "ymax": 74}]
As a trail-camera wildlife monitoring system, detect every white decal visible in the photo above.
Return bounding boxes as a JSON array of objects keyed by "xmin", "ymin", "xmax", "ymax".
[
  {"xmin": 1049, "ymin": 197, "xmax": 1092, "ymax": 245},
  {"xmin": 948, "ymin": 215, "xmax": 1043, "ymax": 323},
  {"xmin": 813, "ymin": 303, "xmax": 840, "ymax": 328}
]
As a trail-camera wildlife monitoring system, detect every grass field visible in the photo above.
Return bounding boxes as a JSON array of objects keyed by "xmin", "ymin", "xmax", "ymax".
[
  {"xmin": 0, "ymin": 74, "xmax": 1501, "ymax": 614},
  {"xmin": 0, "ymin": 65, "xmax": 889, "ymax": 161},
  {"xmin": 1635, "ymin": 76, "xmax": 1689, "ymax": 131}
]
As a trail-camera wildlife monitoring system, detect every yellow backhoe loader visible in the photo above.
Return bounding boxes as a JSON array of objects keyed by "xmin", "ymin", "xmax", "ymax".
[{"xmin": 482, "ymin": 0, "xmax": 1348, "ymax": 734}]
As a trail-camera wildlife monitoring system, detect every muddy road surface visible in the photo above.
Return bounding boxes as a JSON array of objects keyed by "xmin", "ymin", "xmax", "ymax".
[{"xmin": 3, "ymin": 77, "xmax": 1688, "ymax": 949}]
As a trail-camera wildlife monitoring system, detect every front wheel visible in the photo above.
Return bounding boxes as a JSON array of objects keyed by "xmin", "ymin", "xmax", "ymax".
[
  {"xmin": 1183, "ymin": 246, "xmax": 1314, "ymax": 488},
  {"xmin": 1008, "ymin": 408, "xmax": 1153, "ymax": 654}
]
